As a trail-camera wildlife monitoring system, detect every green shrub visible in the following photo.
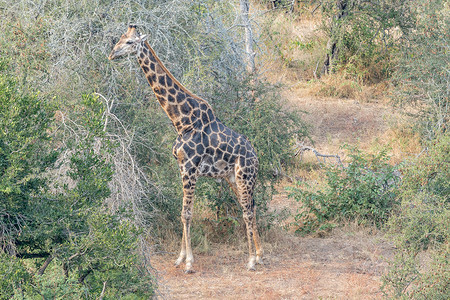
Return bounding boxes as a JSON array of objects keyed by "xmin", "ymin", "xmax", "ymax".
[
  {"xmin": 321, "ymin": 0, "xmax": 414, "ymax": 82},
  {"xmin": 382, "ymin": 134, "xmax": 449, "ymax": 299},
  {"xmin": 0, "ymin": 59, "xmax": 58, "ymax": 254},
  {"xmin": 0, "ymin": 254, "xmax": 32, "ymax": 298},
  {"xmin": 0, "ymin": 63, "xmax": 154, "ymax": 298},
  {"xmin": 288, "ymin": 145, "xmax": 399, "ymax": 233},
  {"xmin": 392, "ymin": 0, "xmax": 449, "ymax": 139}
]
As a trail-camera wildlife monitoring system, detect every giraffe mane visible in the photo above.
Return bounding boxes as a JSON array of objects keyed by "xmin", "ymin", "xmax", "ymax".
[{"xmin": 143, "ymin": 41, "xmax": 212, "ymax": 107}]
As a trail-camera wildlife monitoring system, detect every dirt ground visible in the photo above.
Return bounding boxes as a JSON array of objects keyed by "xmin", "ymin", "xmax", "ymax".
[
  {"xmin": 152, "ymin": 222, "xmax": 394, "ymax": 299},
  {"xmin": 152, "ymin": 194, "xmax": 394, "ymax": 299}
]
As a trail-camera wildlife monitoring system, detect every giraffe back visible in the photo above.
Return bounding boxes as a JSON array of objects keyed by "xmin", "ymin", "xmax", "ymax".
[{"xmin": 172, "ymin": 118, "xmax": 258, "ymax": 181}]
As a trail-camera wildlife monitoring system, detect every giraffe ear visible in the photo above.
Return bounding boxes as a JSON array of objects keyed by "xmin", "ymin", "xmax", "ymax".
[
  {"xmin": 127, "ymin": 25, "xmax": 137, "ymax": 34},
  {"xmin": 139, "ymin": 34, "xmax": 148, "ymax": 42}
]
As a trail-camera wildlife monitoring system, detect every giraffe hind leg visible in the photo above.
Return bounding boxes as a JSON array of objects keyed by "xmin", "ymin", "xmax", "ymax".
[
  {"xmin": 241, "ymin": 198, "xmax": 257, "ymax": 271},
  {"xmin": 226, "ymin": 170, "xmax": 263, "ymax": 271},
  {"xmin": 182, "ymin": 176, "xmax": 196, "ymax": 273},
  {"xmin": 252, "ymin": 205, "xmax": 263, "ymax": 265},
  {"xmin": 174, "ymin": 225, "xmax": 186, "ymax": 266},
  {"xmin": 232, "ymin": 172, "xmax": 262, "ymax": 271}
]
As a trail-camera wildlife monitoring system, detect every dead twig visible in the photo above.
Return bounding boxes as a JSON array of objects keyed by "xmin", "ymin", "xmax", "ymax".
[
  {"xmin": 37, "ymin": 255, "xmax": 53, "ymax": 276},
  {"xmin": 98, "ymin": 281, "xmax": 107, "ymax": 300},
  {"xmin": 294, "ymin": 143, "xmax": 343, "ymax": 167}
]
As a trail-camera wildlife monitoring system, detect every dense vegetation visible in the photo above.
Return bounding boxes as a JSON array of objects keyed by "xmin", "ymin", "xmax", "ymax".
[
  {"xmin": 0, "ymin": 0, "xmax": 448, "ymax": 298},
  {"xmin": 0, "ymin": 0, "xmax": 307, "ymax": 297},
  {"xmin": 0, "ymin": 65, "xmax": 153, "ymax": 297},
  {"xmin": 285, "ymin": 1, "xmax": 449, "ymax": 298},
  {"xmin": 288, "ymin": 145, "xmax": 400, "ymax": 233}
]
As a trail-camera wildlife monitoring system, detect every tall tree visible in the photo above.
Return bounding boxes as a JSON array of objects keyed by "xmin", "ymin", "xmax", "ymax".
[
  {"xmin": 318, "ymin": 0, "xmax": 414, "ymax": 80},
  {"xmin": 240, "ymin": 0, "xmax": 256, "ymax": 74},
  {"xmin": 321, "ymin": 0, "xmax": 350, "ymax": 75}
]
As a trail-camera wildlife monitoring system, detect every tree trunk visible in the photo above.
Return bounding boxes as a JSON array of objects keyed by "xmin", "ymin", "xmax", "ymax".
[
  {"xmin": 99, "ymin": 281, "xmax": 107, "ymax": 300},
  {"xmin": 78, "ymin": 268, "xmax": 92, "ymax": 283},
  {"xmin": 321, "ymin": 0, "xmax": 350, "ymax": 75},
  {"xmin": 240, "ymin": 0, "xmax": 255, "ymax": 74}
]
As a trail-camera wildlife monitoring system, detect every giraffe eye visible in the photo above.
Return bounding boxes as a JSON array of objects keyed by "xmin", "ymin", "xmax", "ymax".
[{"xmin": 126, "ymin": 41, "xmax": 133, "ymax": 45}]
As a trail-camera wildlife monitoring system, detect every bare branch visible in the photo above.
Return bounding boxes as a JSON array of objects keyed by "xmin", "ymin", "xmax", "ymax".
[
  {"xmin": 37, "ymin": 255, "xmax": 53, "ymax": 276},
  {"xmin": 98, "ymin": 281, "xmax": 107, "ymax": 300},
  {"xmin": 294, "ymin": 143, "xmax": 343, "ymax": 167}
]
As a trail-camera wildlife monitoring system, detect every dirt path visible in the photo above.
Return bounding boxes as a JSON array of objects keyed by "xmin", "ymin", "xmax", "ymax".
[{"xmin": 152, "ymin": 228, "xmax": 393, "ymax": 299}]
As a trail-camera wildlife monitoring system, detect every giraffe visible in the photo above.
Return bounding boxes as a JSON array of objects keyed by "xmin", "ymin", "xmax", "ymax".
[{"xmin": 109, "ymin": 25, "xmax": 263, "ymax": 273}]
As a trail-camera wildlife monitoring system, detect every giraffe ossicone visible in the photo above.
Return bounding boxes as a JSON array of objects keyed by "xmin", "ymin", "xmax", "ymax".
[{"xmin": 109, "ymin": 25, "xmax": 263, "ymax": 273}]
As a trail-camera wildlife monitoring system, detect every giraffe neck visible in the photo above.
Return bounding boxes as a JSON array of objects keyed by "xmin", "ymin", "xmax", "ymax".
[{"xmin": 137, "ymin": 41, "xmax": 215, "ymax": 134}]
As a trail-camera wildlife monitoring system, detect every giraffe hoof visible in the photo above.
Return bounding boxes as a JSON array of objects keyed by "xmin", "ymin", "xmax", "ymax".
[
  {"xmin": 184, "ymin": 261, "xmax": 195, "ymax": 274},
  {"xmin": 247, "ymin": 264, "xmax": 256, "ymax": 271},
  {"xmin": 247, "ymin": 256, "xmax": 256, "ymax": 271},
  {"xmin": 256, "ymin": 256, "xmax": 264, "ymax": 265},
  {"xmin": 174, "ymin": 259, "xmax": 183, "ymax": 267}
]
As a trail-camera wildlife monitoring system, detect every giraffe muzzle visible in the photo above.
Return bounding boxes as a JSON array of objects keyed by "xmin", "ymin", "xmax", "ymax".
[{"xmin": 108, "ymin": 52, "xmax": 117, "ymax": 60}]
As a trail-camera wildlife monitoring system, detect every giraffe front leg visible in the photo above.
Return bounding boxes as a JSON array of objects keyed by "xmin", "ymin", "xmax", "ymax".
[
  {"xmin": 174, "ymin": 228, "xmax": 186, "ymax": 267},
  {"xmin": 180, "ymin": 174, "xmax": 197, "ymax": 274},
  {"xmin": 242, "ymin": 208, "xmax": 257, "ymax": 271},
  {"xmin": 182, "ymin": 204, "xmax": 194, "ymax": 273}
]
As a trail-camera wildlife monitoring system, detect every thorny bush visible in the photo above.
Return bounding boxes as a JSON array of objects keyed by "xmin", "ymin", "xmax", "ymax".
[{"xmin": 288, "ymin": 145, "xmax": 400, "ymax": 234}]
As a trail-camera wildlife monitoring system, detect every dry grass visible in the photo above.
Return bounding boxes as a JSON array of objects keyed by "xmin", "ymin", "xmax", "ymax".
[
  {"xmin": 152, "ymin": 190, "xmax": 394, "ymax": 299},
  {"xmin": 152, "ymin": 220, "xmax": 393, "ymax": 299},
  {"xmin": 307, "ymin": 74, "xmax": 391, "ymax": 103},
  {"xmin": 259, "ymin": 10, "xmax": 326, "ymax": 84},
  {"xmin": 379, "ymin": 123, "xmax": 422, "ymax": 164},
  {"xmin": 286, "ymin": 93, "xmax": 396, "ymax": 153}
]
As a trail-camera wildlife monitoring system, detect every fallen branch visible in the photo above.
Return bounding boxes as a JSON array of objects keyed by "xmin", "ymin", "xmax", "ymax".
[
  {"xmin": 311, "ymin": 2, "xmax": 322, "ymax": 15},
  {"xmin": 98, "ymin": 281, "xmax": 107, "ymax": 300},
  {"xmin": 37, "ymin": 255, "xmax": 53, "ymax": 275},
  {"xmin": 294, "ymin": 143, "xmax": 343, "ymax": 167}
]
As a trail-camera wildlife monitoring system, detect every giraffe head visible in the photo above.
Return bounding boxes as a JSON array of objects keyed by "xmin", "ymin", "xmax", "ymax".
[{"xmin": 108, "ymin": 25, "xmax": 147, "ymax": 60}]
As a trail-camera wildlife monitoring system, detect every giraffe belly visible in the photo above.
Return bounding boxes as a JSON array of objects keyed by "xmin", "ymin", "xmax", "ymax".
[{"xmin": 199, "ymin": 157, "xmax": 233, "ymax": 178}]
